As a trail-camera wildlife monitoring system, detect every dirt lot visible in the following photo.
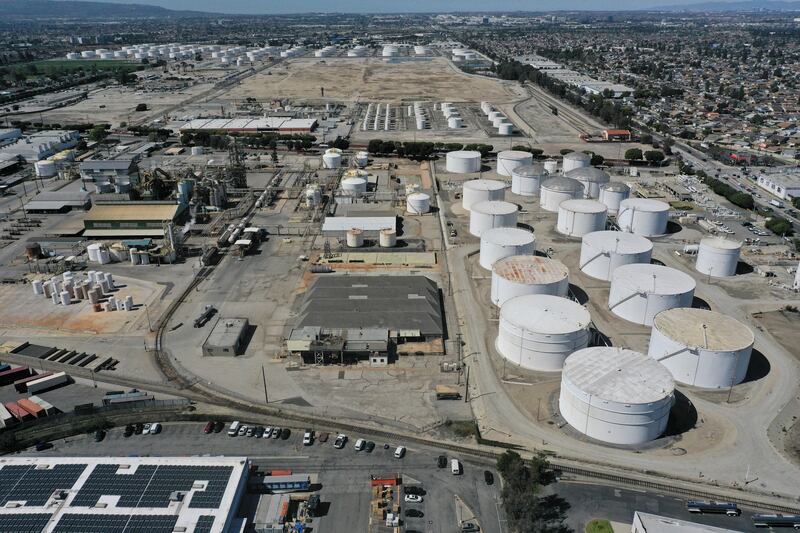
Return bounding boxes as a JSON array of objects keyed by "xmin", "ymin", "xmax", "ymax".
[
  {"xmin": 753, "ymin": 309, "xmax": 800, "ymax": 361},
  {"xmin": 226, "ymin": 57, "xmax": 522, "ymax": 103}
]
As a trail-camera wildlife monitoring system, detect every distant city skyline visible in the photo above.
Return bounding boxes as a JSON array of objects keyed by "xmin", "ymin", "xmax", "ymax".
[{"xmin": 57, "ymin": 0, "xmax": 762, "ymax": 14}]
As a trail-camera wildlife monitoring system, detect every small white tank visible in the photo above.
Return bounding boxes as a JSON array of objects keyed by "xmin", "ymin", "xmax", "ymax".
[
  {"xmin": 540, "ymin": 177, "xmax": 584, "ymax": 212},
  {"xmin": 598, "ymin": 182, "xmax": 631, "ymax": 215},
  {"xmin": 32, "ymin": 280, "xmax": 44, "ymax": 295},
  {"xmin": 130, "ymin": 248, "xmax": 140, "ymax": 265},
  {"xmin": 406, "ymin": 192, "xmax": 431, "ymax": 214},
  {"xmin": 479, "ymin": 227, "xmax": 536, "ymax": 270},
  {"xmin": 346, "ymin": 228, "xmax": 364, "ymax": 248},
  {"xmin": 448, "ymin": 116, "xmax": 463, "ymax": 129},
  {"xmin": 51, "ymin": 291, "xmax": 60, "ymax": 305},
  {"xmin": 617, "ymin": 198, "xmax": 670, "ymax": 237},
  {"xmin": 496, "ymin": 150, "xmax": 534, "ymax": 177},
  {"xmin": 491, "ymin": 255, "xmax": 569, "ymax": 306},
  {"xmin": 695, "ymin": 237, "xmax": 742, "ymax": 278},
  {"xmin": 462, "ymin": 179, "xmax": 506, "ymax": 211},
  {"xmin": 322, "ymin": 152, "xmax": 342, "ymax": 169},
  {"xmin": 469, "ymin": 200, "xmax": 519, "ymax": 237},
  {"xmin": 341, "ymin": 176, "xmax": 368, "ymax": 194},
  {"xmin": 87, "ymin": 243, "xmax": 103, "ymax": 263},
  {"xmin": 35, "ymin": 160, "xmax": 57, "ymax": 178},
  {"xmin": 579, "ymin": 231, "xmax": 653, "ymax": 281},
  {"xmin": 379, "ymin": 229, "xmax": 397, "ymax": 247},
  {"xmin": 556, "ymin": 199, "xmax": 608, "ymax": 237},
  {"xmin": 543, "ymin": 159, "xmax": 558, "ymax": 174},
  {"xmin": 608, "ymin": 264, "xmax": 696, "ymax": 326},
  {"xmin": 139, "ymin": 251, "xmax": 150, "ymax": 265},
  {"xmin": 123, "ymin": 295, "xmax": 134, "ymax": 311},
  {"xmin": 59, "ymin": 291, "xmax": 71, "ymax": 306},
  {"xmin": 355, "ymin": 152, "xmax": 369, "ymax": 167},
  {"xmin": 511, "ymin": 164, "xmax": 546, "ymax": 196},
  {"xmin": 498, "ymin": 123, "xmax": 514, "ymax": 136}
]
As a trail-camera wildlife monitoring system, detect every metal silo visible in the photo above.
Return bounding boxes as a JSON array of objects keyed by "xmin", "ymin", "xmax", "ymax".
[
  {"xmin": 556, "ymin": 199, "xmax": 608, "ymax": 237},
  {"xmin": 461, "ymin": 179, "xmax": 506, "ymax": 210},
  {"xmin": 695, "ymin": 237, "xmax": 742, "ymax": 278},
  {"xmin": 598, "ymin": 182, "xmax": 631, "ymax": 215},
  {"xmin": 564, "ymin": 167, "xmax": 610, "ymax": 199},
  {"xmin": 539, "ymin": 177, "xmax": 584, "ymax": 212},
  {"xmin": 617, "ymin": 198, "xmax": 670, "ymax": 237},
  {"xmin": 511, "ymin": 164, "xmax": 546, "ymax": 197},
  {"xmin": 561, "ymin": 152, "xmax": 591, "ymax": 173},
  {"xmin": 446, "ymin": 150, "xmax": 482, "ymax": 174},
  {"xmin": 496, "ymin": 150, "xmax": 533, "ymax": 177}
]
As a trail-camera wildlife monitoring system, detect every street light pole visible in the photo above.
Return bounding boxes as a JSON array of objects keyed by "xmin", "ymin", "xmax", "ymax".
[{"xmin": 144, "ymin": 304, "xmax": 153, "ymax": 332}]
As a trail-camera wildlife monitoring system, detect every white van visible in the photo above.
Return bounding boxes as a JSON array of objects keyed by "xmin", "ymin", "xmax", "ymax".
[
  {"xmin": 227, "ymin": 421, "xmax": 241, "ymax": 437},
  {"xmin": 451, "ymin": 459, "xmax": 461, "ymax": 475},
  {"xmin": 394, "ymin": 446, "xmax": 406, "ymax": 459}
]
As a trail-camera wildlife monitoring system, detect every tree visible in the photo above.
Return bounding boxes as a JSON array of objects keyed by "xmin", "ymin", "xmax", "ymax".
[
  {"xmin": 367, "ymin": 139, "xmax": 382, "ymax": 154},
  {"xmin": 135, "ymin": 103, "xmax": 148, "ymax": 112},
  {"xmin": 590, "ymin": 154, "xmax": 605, "ymax": 166},
  {"xmin": 644, "ymin": 150, "xmax": 665, "ymax": 164},
  {"xmin": 559, "ymin": 148, "xmax": 574, "ymax": 156},
  {"xmin": 640, "ymin": 133, "xmax": 653, "ymax": 145},
  {"xmin": 88, "ymin": 125, "xmax": 108, "ymax": 143},
  {"xmin": 730, "ymin": 192, "xmax": 754, "ymax": 210},
  {"xmin": 766, "ymin": 217, "xmax": 794, "ymax": 236},
  {"xmin": 624, "ymin": 148, "xmax": 643, "ymax": 160}
]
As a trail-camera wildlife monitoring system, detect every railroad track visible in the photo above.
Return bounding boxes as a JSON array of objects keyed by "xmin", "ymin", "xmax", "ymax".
[{"xmin": 524, "ymin": 83, "xmax": 598, "ymax": 136}]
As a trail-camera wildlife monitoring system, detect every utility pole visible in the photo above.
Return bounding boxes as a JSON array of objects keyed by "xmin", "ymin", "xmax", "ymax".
[
  {"xmin": 261, "ymin": 364, "xmax": 269, "ymax": 405},
  {"xmin": 464, "ymin": 366, "xmax": 470, "ymax": 403}
]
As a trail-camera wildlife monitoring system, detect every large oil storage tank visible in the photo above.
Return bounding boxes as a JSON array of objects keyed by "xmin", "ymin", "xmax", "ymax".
[
  {"xmin": 598, "ymin": 182, "xmax": 630, "ymax": 215},
  {"xmin": 341, "ymin": 176, "xmax": 368, "ymax": 195},
  {"xmin": 695, "ymin": 237, "xmax": 742, "ymax": 278},
  {"xmin": 35, "ymin": 160, "xmax": 57, "ymax": 178},
  {"xmin": 648, "ymin": 308, "xmax": 754, "ymax": 388},
  {"xmin": 564, "ymin": 167, "xmax": 610, "ymax": 199},
  {"xmin": 406, "ymin": 192, "xmax": 431, "ymax": 214},
  {"xmin": 562, "ymin": 151, "xmax": 591, "ymax": 173},
  {"xmin": 446, "ymin": 150, "xmax": 482, "ymax": 174},
  {"xmin": 559, "ymin": 347, "xmax": 675, "ymax": 445},
  {"xmin": 617, "ymin": 198, "xmax": 670, "ymax": 237},
  {"xmin": 346, "ymin": 228, "xmax": 364, "ymax": 248},
  {"xmin": 579, "ymin": 231, "xmax": 653, "ymax": 281},
  {"xmin": 462, "ymin": 179, "xmax": 506, "ymax": 211},
  {"xmin": 322, "ymin": 150, "xmax": 342, "ymax": 169},
  {"xmin": 511, "ymin": 164, "xmax": 547, "ymax": 196},
  {"xmin": 540, "ymin": 177, "xmax": 584, "ymax": 212},
  {"xmin": 491, "ymin": 255, "xmax": 569, "ymax": 306},
  {"xmin": 497, "ymin": 150, "xmax": 533, "ymax": 177},
  {"xmin": 479, "ymin": 227, "xmax": 536, "ymax": 270},
  {"xmin": 608, "ymin": 264, "xmax": 696, "ymax": 325},
  {"xmin": 354, "ymin": 151, "xmax": 369, "ymax": 168},
  {"xmin": 469, "ymin": 200, "xmax": 518, "ymax": 237},
  {"xmin": 556, "ymin": 200, "xmax": 608, "ymax": 237},
  {"xmin": 379, "ymin": 229, "xmax": 397, "ymax": 248},
  {"xmin": 497, "ymin": 294, "xmax": 591, "ymax": 372}
]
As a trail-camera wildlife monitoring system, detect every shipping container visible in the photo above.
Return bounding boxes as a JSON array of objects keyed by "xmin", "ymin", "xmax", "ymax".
[
  {"xmin": 17, "ymin": 398, "xmax": 45, "ymax": 418},
  {"xmin": 13, "ymin": 372, "xmax": 52, "ymax": 393},
  {"xmin": 28, "ymin": 395, "xmax": 56, "ymax": 416},
  {"xmin": 0, "ymin": 403, "xmax": 16, "ymax": 428},
  {"xmin": 26, "ymin": 372, "xmax": 69, "ymax": 394},
  {"xmin": 0, "ymin": 366, "xmax": 31, "ymax": 386},
  {"xmin": 4, "ymin": 401, "xmax": 34, "ymax": 422}
]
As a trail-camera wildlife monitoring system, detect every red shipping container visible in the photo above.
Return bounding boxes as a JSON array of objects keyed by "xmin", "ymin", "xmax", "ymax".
[
  {"xmin": 4, "ymin": 402, "xmax": 34, "ymax": 422},
  {"xmin": 0, "ymin": 366, "xmax": 31, "ymax": 386},
  {"xmin": 268, "ymin": 469, "xmax": 293, "ymax": 476},
  {"xmin": 16, "ymin": 398, "xmax": 45, "ymax": 418},
  {"xmin": 13, "ymin": 372, "xmax": 51, "ymax": 393}
]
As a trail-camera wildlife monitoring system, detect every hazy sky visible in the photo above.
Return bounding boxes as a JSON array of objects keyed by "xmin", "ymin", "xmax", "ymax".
[{"xmin": 70, "ymin": 0, "xmax": 734, "ymax": 14}]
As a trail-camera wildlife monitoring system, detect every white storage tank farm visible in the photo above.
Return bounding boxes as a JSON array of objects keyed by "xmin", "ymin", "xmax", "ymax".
[
  {"xmin": 446, "ymin": 150, "xmax": 482, "ymax": 174},
  {"xmin": 579, "ymin": 231, "xmax": 653, "ymax": 281},
  {"xmin": 556, "ymin": 199, "xmax": 608, "ymax": 238},
  {"xmin": 609, "ymin": 263, "xmax": 696, "ymax": 326},
  {"xmin": 695, "ymin": 237, "xmax": 742, "ymax": 278},
  {"xmin": 617, "ymin": 198, "xmax": 670, "ymax": 237},
  {"xmin": 511, "ymin": 164, "xmax": 547, "ymax": 197},
  {"xmin": 406, "ymin": 192, "xmax": 431, "ymax": 214},
  {"xmin": 479, "ymin": 227, "xmax": 536, "ymax": 271},
  {"xmin": 540, "ymin": 177, "xmax": 584, "ymax": 212},
  {"xmin": 564, "ymin": 167, "xmax": 610, "ymax": 199},
  {"xmin": 497, "ymin": 294, "xmax": 591, "ymax": 372},
  {"xmin": 598, "ymin": 182, "xmax": 631, "ymax": 215},
  {"xmin": 491, "ymin": 255, "xmax": 569, "ymax": 306},
  {"xmin": 496, "ymin": 150, "xmax": 533, "ymax": 177},
  {"xmin": 461, "ymin": 179, "xmax": 506, "ymax": 211},
  {"xmin": 469, "ymin": 200, "xmax": 518, "ymax": 237},
  {"xmin": 559, "ymin": 347, "xmax": 675, "ymax": 445},
  {"xmin": 562, "ymin": 151, "xmax": 591, "ymax": 173},
  {"xmin": 648, "ymin": 308, "xmax": 754, "ymax": 388}
]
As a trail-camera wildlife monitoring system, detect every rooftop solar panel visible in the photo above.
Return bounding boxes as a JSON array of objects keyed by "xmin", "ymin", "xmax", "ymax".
[
  {"xmin": 194, "ymin": 515, "xmax": 216, "ymax": 533},
  {"xmin": 0, "ymin": 513, "xmax": 52, "ymax": 533},
  {"xmin": 0, "ymin": 464, "xmax": 86, "ymax": 507},
  {"xmin": 52, "ymin": 514, "xmax": 178, "ymax": 533}
]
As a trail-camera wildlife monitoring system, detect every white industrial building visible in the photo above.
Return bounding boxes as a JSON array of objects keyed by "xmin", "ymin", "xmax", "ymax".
[
  {"xmin": 461, "ymin": 179, "xmax": 506, "ymax": 210},
  {"xmin": 617, "ymin": 198, "xmax": 670, "ymax": 237},
  {"xmin": 648, "ymin": 308, "xmax": 754, "ymax": 388},
  {"xmin": 695, "ymin": 237, "xmax": 742, "ymax": 278},
  {"xmin": 579, "ymin": 231, "xmax": 653, "ymax": 281},
  {"xmin": 496, "ymin": 294, "xmax": 590, "ymax": 372},
  {"xmin": 479, "ymin": 227, "xmax": 536, "ymax": 270},
  {"xmin": 491, "ymin": 255, "xmax": 569, "ymax": 306},
  {"xmin": 632, "ymin": 512, "xmax": 743, "ymax": 533},
  {"xmin": 608, "ymin": 264, "xmax": 695, "ymax": 326},
  {"xmin": 0, "ymin": 130, "xmax": 79, "ymax": 161},
  {"xmin": 559, "ymin": 347, "xmax": 675, "ymax": 445},
  {"xmin": 469, "ymin": 200, "xmax": 518, "ymax": 237},
  {"xmin": 756, "ymin": 172, "xmax": 800, "ymax": 201},
  {"xmin": 556, "ymin": 199, "xmax": 608, "ymax": 237}
]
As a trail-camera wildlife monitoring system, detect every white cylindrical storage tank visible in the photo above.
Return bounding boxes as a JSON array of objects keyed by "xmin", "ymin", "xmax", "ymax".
[
  {"xmin": 556, "ymin": 199, "xmax": 608, "ymax": 237},
  {"xmin": 448, "ymin": 117, "xmax": 463, "ymax": 129},
  {"xmin": 446, "ymin": 150, "xmax": 481, "ymax": 174},
  {"xmin": 564, "ymin": 167, "xmax": 610, "ymax": 199},
  {"xmin": 406, "ymin": 192, "xmax": 431, "ymax": 214},
  {"xmin": 543, "ymin": 159, "xmax": 558, "ymax": 174},
  {"xmin": 491, "ymin": 115, "xmax": 508, "ymax": 127},
  {"xmin": 479, "ymin": 228, "xmax": 536, "ymax": 271},
  {"xmin": 35, "ymin": 160, "xmax": 57, "ymax": 178},
  {"xmin": 130, "ymin": 248, "xmax": 140, "ymax": 265},
  {"xmin": 191, "ymin": 146, "xmax": 204, "ymax": 156},
  {"xmin": 51, "ymin": 291, "xmax": 60, "ymax": 305},
  {"xmin": 539, "ymin": 177, "xmax": 584, "ymax": 212},
  {"xmin": 617, "ymin": 198, "xmax": 670, "ymax": 237},
  {"xmin": 355, "ymin": 151, "xmax": 369, "ymax": 167},
  {"xmin": 497, "ymin": 295, "xmax": 591, "ymax": 372},
  {"xmin": 511, "ymin": 164, "xmax": 546, "ymax": 196},
  {"xmin": 496, "ymin": 150, "xmax": 533, "ymax": 177},
  {"xmin": 649, "ymin": 308, "xmax": 754, "ymax": 389},
  {"xmin": 469, "ymin": 200, "xmax": 518, "ymax": 237},
  {"xmin": 322, "ymin": 152, "xmax": 342, "ymax": 169},
  {"xmin": 488, "ymin": 111, "xmax": 502, "ymax": 123},
  {"xmin": 491, "ymin": 255, "xmax": 569, "ymax": 306},
  {"xmin": 341, "ymin": 177, "xmax": 368, "ymax": 194},
  {"xmin": 560, "ymin": 347, "xmax": 675, "ymax": 445},
  {"xmin": 123, "ymin": 295, "xmax": 134, "ymax": 311},
  {"xmin": 562, "ymin": 151, "xmax": 591, "ymax": 173},
  {"xmin": 346, "ymin": 228, "xmax": 364, "ymax": 248},
  {"xmin": 87, "ymin": 243, "xmax": 102, "ymax": 263},
  {"xmin": 103, "ymin": 272, "xmax": 114, "ymax": 290},
  {"xmin": 59, "ymin": 290, "xmax": 71, "ymax": 306},
  {"xmin": 579, "ymin": 231, "xmax": 653, "ymax": 281},
  {"xmin": 98, "ymin": 247, "xmax": 111, "ymax": 264},
  {"xmin": 498, "ymin": 123, "xmax": 514, "ymax": 136},
  {"xmin": 608, "ymin": 264, "xmax": 696, "ymax": 326},
  {"xmin": 379, "ymin": 229, "xmax": 397, "ymax": 248},
  {"xmin": 598, "ymin": 182, "xmax": 630, "ymax": 215},
  {"xmin": 695, "ymin": 237, "xmax": 741, "ymax": 278},
  {"xmin": 32, "ymin": 280, "xmax": 44, "ymax": 295},
  {"xmin": 461, "ymin": 179, "xmax": 506, "ymax": 211}
]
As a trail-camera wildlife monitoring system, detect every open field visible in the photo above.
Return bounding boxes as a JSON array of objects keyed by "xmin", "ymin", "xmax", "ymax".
[{"xmin": 226, "ymin": 57, "xmax": 523, "ymax": 103}]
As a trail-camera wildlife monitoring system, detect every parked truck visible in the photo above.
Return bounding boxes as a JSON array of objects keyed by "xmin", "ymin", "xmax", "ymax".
[{"xmin": 26, "ymin": 372, "xmax": 69, "ymax": 394}]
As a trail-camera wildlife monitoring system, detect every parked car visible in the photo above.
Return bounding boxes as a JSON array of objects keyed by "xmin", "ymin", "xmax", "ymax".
[
  {"xmin": 255, "ymin": 426, "xmax": 265, "ymax": 438},
  {"xmin": 237, "ymin": 425, "xmax": 248, "ymax": 437},
  {"xmin": 334, "ymin": 434, "xmax": 347, "ymax": 449},
  {"xmin": 484, "ymin": 470, "xmax": 494, "ymax": 485},
  {"xmin": 263, "ymin": 427, "xmax": 273, "ymax": 439},
  {"xmin": 354, "ymin": 438, "xmax": 366, "ymax": 451},
  {"xmin": 318, "ymin": 432, "xmax": 329, "ymax": 443},
  {"xmin": 213, "ymin": 421, "xmax": 224, "ymax": 433},
  {"xmin": 149, "ymin": 423, "xmax": 161, "ymax": 435},
  {"xmin": 35, "ymin": 440, "xmax": 52, "ymax": 451},
  {"xmin": 365, "ymin": 441, "xmax": 375, "ymax": 453},
  {"xmin": 394, "ymin": 446, "xmax": 406, "ymax": 459},
  {"xmin": 405, "ymin": 486, "xmax": 425, "ymax": 496},
  {"xmin": 94, "ymin": 430, "xmax": 106, "ymax": 442},
  {"xmin": 303, "ymin": 430, "xmax": 314, "ymax": 446},
  {"xmin": 143, "ymin": 423, "xmax": 152, "ymax": 434},
  {"xmin": 123, "ymin": 425, "xmax": 134, "ymax": 438},
  {"xmin": 272, "ymin": 427, "xmax": 281, "ymax": 439},
  {"xmin": 246, "ymin": 426, "xmax": 256, "ymax": 437},
  {"xmin": 404, "ymin": 509, "xmax": 424, "ymax": 518},
  {"xmin": 280, "ymin": 428, "xmax": 291, "ymax": 440},
  {"xmin": 404, "ymin": 494, "xmax": 423, "ymax": 503},
  {"xmin": 461, "ymin": 523, "xmax": 480, "ymax": 532},
  {"xmin": 134, "ymin": 423, "xmax": 144, "ymax": 435},
  {"xmin": 203, "ymin": 421, "xmax": 215, "ymax": 434},
  {"xmin": 437, "ymin": 455, "xmax": 447, "ymax": 468}
]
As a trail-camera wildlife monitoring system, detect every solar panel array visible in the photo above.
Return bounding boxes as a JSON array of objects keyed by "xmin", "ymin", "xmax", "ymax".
[
  {"xmin": 52, "ymin": 514, "xmax": 179, "ymax": 532},
  {"xmin": 0, "ymin": 513, "xmax": 52, "ymax": 532},
  {"xmin": 0, "ymin": 464, "xmax": 86, "ymax": 506},
  {"xmin": 194, "ymin": 515, "xmax": 216, "ymax": 533},
  {"xmin": 70, "ymin": 464, "xmax": 234, "ymax": 509}
]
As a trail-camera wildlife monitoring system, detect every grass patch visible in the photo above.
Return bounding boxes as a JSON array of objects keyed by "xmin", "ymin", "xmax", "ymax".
[
  {"xmin": 586, "ymin": 519, "xmax": 614, "ymax": 533},
  {"xmin": 669, "ymin": 201, "xmax": 695, "ymax": 210},
  {"xmin": 443, "ymin": 419, "xmax": 478, "ymax": 438}
]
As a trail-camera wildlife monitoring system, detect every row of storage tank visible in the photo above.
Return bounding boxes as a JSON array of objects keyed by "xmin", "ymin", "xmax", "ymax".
[
  {"xmin": 31, "ymin": 270, "xmax": 137, "ymax": 312},
  {"xmin": 439, "ymin": 103, "xmax": 463, "ymax": 129},
  {"xmin": 86, "ymin": 243, "xmax": 152, "ymax": 265},
  {"xmin": 479, "ymin": 103, "xmax": 514, "ymax": 136},
  {"xmin": 459, "ymin": 175, "xmax": 753, "ymax": 445}
]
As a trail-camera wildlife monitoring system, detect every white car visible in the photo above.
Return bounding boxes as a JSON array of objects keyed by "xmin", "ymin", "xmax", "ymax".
[
  {"xmin": 303, "ymin": 430, "xmax": 314, "ymax": 446},
  {"xmin": 263, "ymin": 427, "xmax": 273, "ymax": 439},
  {"xmin": 404, "ymin": 494, "xmax": 423, "ymax": 503},
  {"xmin": 149, "ymin": 423, "xmax": 161, "ymax": 435},
  {"xmin": 143, "ymin": 423, "xmax": 152, "ymax": 434},
  {"xmin": 354, "ymin": 438, "xmax": 366, "ymax": 451}
]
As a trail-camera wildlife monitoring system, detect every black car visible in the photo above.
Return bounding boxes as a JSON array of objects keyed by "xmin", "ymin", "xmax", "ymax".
[
  {"xmin": 213, "ymin": 421, "xmax": 224, "ymax": 433},
  {"xmin": 484, "ymin": 470, "xmax": 494, "ymax": 485},
  {"xmin": 404, "ymin": 509, "xmax": 424, "ymax": 518},
  {"xmin": 34, "ymin": 440, "xmax": 52, "ymax": 451},
  {"xmin": 94, "ymin": 430, "xmax": 106, "ymax": 442},
  {"xmin": 437, "ymin": 455, "xmax": 447, "ymax": 468},
  {"xmin": 365, "ymin": 441, "xmax": 375, "ymax": 452},
  {"xmin": 123, "ymin": 425, "xmax": 134, "ymax": 438},
  {"xmin": 405, "ymin": 486, "xmax": 426, "ymax": 496},
  {"xmin": 134, "ymin": 423, "xmax": 144, "ymax": 435},
  {"xmin": 280, "ymin": 428, "xmax": 291, "ymax": 440},
  {"xmin": 255, "ymin": 426, "xmax": 265, "ymax": 438}
]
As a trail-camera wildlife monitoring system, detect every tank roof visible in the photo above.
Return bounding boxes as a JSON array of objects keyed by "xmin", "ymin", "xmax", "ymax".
[
  {"xmin": 564, "ymin": 347, "xmax": 674, "ymax": 404},
  {"xmin": 600, "ymin": 181, "xmax": 631, "ymax": 193},
  {"xmin": 653, "ymin": 308, "xmax": 754, "ymax": 351},
  {"xmin": 497, "ymin": 150, "xmax": 534, "ymax": 160},
  {"xmin": 512, "ymin": 164, "xmax": 546, "ymax": 178},
  {"xmin": 500, "ymin": 294, "xmax": 589, "ymax": 334},
  {"xmin": 563, "ymin": 151, "xmax": 591, "ymax": 161},
  {"xmin": 564, "ymin": 167, "xmax": 611, "ymax": 183},
  {"xmin": 582, "ymin": 231, "xmax": 653, "ymax": 254},
  {"xmin": 612, "ymin": 263, "xmax": 696, "ymax": 294},
  {"xmin": 699, "ymin": 236, "xmax": 742, "ymax": 250},
  {"xmin": 463, "ymin": 179, "xmax": 506, "ymax": 192},
  {"xmin": 448, "ymin": 150, "xmax": 482, "ymax": 159},
  {"xmin": 472, "ymin": 200, "xmax": 518, "ymax": 215},
  {"xmin": 541, "ymin": 177, "xmax": 584, "ymax": 193},
  {"xmin": 620, "ymin": 198, "xmax": 670, "ymax": 212},
  {"xmin": 481, "ymin": 227, "xmax": 535, "ymax": 246},
  {"xmin": 407, "ymin": 192, "xmax": 430, "ymax": 200},
  {"xmin": 493, "ymin": 255, "xmax": 568, "ymax": 284},
  {"xmin": 559, "ymin": 199, "xmax": 608, "ymax": 214}
]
